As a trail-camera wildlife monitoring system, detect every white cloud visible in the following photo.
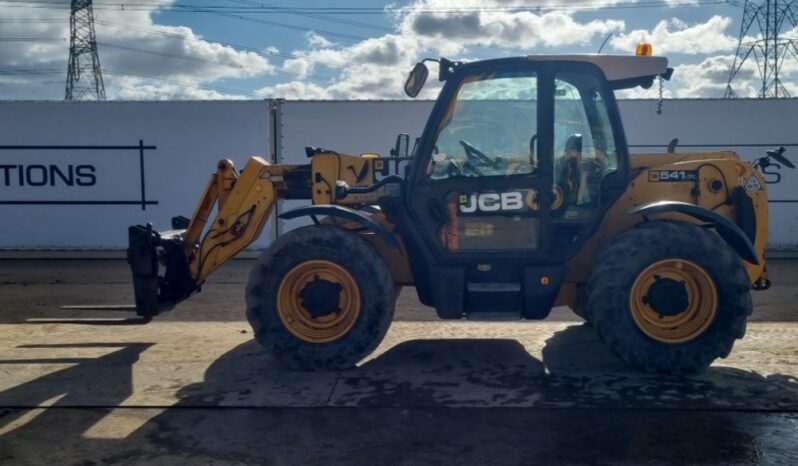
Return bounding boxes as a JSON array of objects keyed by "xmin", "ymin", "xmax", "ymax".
[
  {"xmin": 4, "ymin": 0, "xmax": 797, "ymax": 101},
  {"xmin": 405, "ymin": 10, "xmax": 623, "ymax": 50},
  {"xmin": 259, "ymin": 62, "xmax": 411, "ymax": 100},
  {"xmin": 260, "ymin": 0, "xmax": 629, "ymax": 100},
  {"xmin": 282, "ymin": 58, "xmax": 313, "ymax": 79},
  {"xmin": 672, "ymin": 54, "xmax": 753, "ymax": 98},
  {"xmin": 610, "ymin": 15, "xmax": 737, "ymax": 55},
  {"xmin": 293, "ymin": 34, "xmax": 419, "ymax": 71},
  {"xmin": 400, "ymin": 0, "xmax": 625, "ymax": 54},
  {"xmin": 113, "ymin": 80, "xmax": 247, "ymax": 100},
  {"xmin": 0, "ymin": 0, "xmax": 274, "ymax": 99},
  {"xmin": 618, "ymin": 54, "xmax": 769, "ymax": 99},
  {"xmin": 306, "ymin": 31, "xmax": 335, "ymax": 48}
]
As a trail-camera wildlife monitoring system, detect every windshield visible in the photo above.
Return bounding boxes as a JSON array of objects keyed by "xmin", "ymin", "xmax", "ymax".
[{"xmin": 427, "ymin": 70, "xmax": 538, "ymax": 180}]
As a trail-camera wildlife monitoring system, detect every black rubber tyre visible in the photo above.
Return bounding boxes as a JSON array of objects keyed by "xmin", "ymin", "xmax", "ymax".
[
  {"xmin": 586, "ymin": 220, "xmax": 752, "ymax": 374},
  {"xmin": 246, "ymin": 225, "xmax": 395, "ymax": 370}
]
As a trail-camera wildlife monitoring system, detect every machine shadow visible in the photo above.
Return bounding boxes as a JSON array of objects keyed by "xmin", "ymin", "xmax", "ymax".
[
  {"xmin": 0, "ymin": 342, "xmax": 153, "ymax": 451},
  {"xmin": 1, "ymin": 325, "xmax": 797, "ymax": 464},
  {"xmin": 170, "ymin": 322, "xmax": 798, "ymax": 410},
  {"xmin": 129, "ymin": 324, "xmax": 798, "ymax": 463}
]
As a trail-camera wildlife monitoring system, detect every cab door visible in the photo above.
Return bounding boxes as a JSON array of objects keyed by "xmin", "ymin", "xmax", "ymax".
[
  {"xmin": 394, "ymin": 60, "xmax": 627, "ymax": 318},
  {"xmin": 407, "ymin": 64, "xmax": 553, "ymax": 262}
]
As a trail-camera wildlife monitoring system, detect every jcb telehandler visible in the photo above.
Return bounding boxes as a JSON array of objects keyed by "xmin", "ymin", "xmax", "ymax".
[{"xmin": 128, "ymin": 47, "xmax": 790, "ymax": 374}]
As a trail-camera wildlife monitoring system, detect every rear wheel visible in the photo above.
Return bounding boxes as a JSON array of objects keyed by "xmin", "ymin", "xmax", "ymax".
[
  {"xmin": 246, "ymin": 225, "xmax": 395, "ymax": 370},
  {"xmin": 587, "ymin": 220, "xmax": 752, "ymax": 374}
]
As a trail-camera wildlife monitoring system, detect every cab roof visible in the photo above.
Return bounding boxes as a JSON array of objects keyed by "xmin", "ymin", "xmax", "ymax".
[
  {"xmin": 525, "ymin": 54, "xmax": 669, "ymax": 84},
  {"xmin": 436, "ymin": 54, "xmax": 671, "ymax": 90}
]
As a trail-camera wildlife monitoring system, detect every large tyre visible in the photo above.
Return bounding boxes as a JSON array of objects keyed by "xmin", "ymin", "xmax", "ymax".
[
  {"xmin": 587, "ymin": 220, "xmax": 752, "ymax": 374},
  {"xmin": 246, "ymin": 225, "xmax": 395, "ymax": 370}
]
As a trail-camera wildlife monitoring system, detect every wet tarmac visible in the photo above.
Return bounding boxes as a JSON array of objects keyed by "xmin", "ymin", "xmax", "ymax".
[{"xmin": 0, "ymin": 260, "xmax": 797, "ymax": 465}]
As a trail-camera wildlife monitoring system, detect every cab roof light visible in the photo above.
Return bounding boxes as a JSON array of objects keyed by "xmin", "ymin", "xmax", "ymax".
[{"xmin": 636, "ymin": 42, "xmax": 653, "ymax": 56}]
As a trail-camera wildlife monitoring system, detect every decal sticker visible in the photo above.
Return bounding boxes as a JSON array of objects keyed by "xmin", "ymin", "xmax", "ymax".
[
  {"xmin": 745, "ymin": 174, "xmax": 763, "ymax": 191},
  {"xmin": 346, "ymin": 163, "xmax": 370, "ymax": 183},
  {"xmin": 452, "ymin": 188, "xmax": 568, "ymax": 215},
  {"xmin": 648, "ymin": 170, "xmax": 698, "ymax": 182},
  {"xmin": 457, "ymin": 189, "xmax": 538, "ymax": 215},
  {"xmin": 463, "ymin": 222, "xmax": 495, "ymax": 237}
]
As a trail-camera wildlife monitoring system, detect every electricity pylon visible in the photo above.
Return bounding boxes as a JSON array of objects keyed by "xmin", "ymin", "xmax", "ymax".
[{"xmin": 65, "ymin": 0, "xmax": 106, "ymax": 101}]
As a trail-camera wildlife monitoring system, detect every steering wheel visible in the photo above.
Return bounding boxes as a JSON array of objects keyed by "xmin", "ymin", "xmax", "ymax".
[
  {"xmin": 459, "ymin": 139, "xmax": 495, "ymax": 166},
  {"xmin": 445, "ymin": 159, "xmax": 483, "ymax": 177}
]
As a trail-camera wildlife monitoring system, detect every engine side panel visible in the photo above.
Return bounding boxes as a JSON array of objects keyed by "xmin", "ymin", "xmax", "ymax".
[{"xmin": 562, "ymin": 151, "xmax": 769, "ymax": 300}]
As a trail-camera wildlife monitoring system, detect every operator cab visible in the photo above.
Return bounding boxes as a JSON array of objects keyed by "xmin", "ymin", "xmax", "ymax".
[{"xmin": 382, "ymin": 51, "xmax": 672, "ymax": 320}]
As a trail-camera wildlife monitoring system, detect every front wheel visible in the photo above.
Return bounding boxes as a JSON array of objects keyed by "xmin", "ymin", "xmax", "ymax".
[
  {"xmin": 246, "ymin": 225, "xmax": 396, "ymax": 370},
  {"xmin": 587, "ymin": 220, "xmax": 752, "ymax": 374}
]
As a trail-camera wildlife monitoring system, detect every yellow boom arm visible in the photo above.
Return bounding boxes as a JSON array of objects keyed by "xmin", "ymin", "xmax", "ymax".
[
  {"xmin": 127, "ymin": 149, "xmax": 397, "ymax": 318},
  {"xmin": 184, "ymin": 157, "xmax": 277, "ymax": 282}
]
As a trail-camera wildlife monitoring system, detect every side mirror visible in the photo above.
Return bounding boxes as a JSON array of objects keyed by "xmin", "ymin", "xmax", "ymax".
[
  {"xmin": 391, "ymin": 133, "xmax": 410, "ymax": 158},
  {"xmin": 404, "ymin": 62, "xmax": 429, "ymax": 98}
]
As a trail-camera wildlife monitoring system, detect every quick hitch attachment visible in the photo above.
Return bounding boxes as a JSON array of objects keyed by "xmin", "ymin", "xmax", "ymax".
[{"xmin": 127, "ymin": 220, "xmax": 197, "ymax": 319}]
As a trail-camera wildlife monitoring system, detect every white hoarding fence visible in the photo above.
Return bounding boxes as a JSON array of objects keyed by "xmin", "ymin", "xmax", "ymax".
[
  {"xmin": 1, "ymin": 98, "xmax": 797, "ymax": 252},
  {"xmin": 0, "ymin": 101, "xmax": 272, "ymax": 249}
]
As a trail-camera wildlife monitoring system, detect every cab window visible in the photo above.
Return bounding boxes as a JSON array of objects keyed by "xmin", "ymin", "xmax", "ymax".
[
  {"xmin": 553, "ymin": 72, "xmax": 619, "ymax": 214},
  {"xmin": 427, "ymin": 71, "xmax": 538, "ymax": 180}
]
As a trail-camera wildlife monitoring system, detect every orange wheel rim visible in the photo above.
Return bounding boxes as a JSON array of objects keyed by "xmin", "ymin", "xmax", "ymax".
[
  {"xmin": 551, "ymin": 185, "xmax": 565, "ymax": 210},
  {"xmin": 277, "ymin": 260, "xmax": 361, "ymax": 343},
  {"xmin": 629, "ymin": 257, "xmax": 718, "ymax": 343}
]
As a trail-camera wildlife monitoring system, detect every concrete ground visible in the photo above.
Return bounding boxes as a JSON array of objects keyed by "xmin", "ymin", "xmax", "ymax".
[{"xmin": 0, "ymin": 259, "xmax": 797, "ymax": 465}]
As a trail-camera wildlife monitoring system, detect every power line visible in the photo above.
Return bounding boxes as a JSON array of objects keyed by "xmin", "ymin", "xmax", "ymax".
[
  {"xmin": 103, "ymin": 69, "xmax": 260, "ymax": 96},
  {"xmin": 92, "ymin": 19, "xmax": 349, "ymax": 69},
  {"xmin": 200, "ymin": 10, "xmax": 373, "ymax": 42},
  {"xmin": 0, "ymin": 67, "xmax": 260, "ymax": 96},
  {"xmin": 0, "ymin": 35, "xmax": 340, "ymax": 82},
  {"xmin": 0, "ymin": 17, "xmax": 67, "ymax": 22},
  {"xmin": 222, "ymin": 0, "xmax": 510, "ymax": 58},
  {"xmin": 1, "ymin": 0, "xmax": 739, "ymax": 58},
  {"xmin": 92, "ymin": 20, "xmax": 345, "ymax": 79},
  {"xmin": 0, "ymin": 68, "xmax": 62, "ymax": 74},
  {"xmin": 225, "ymin": 0, "xmax": 395, "ymax": 32},
  {"xmin": 0, "ymin": 0, "xmax": 737, "ymax": 13},
  {"xmin": 0, "ymin": 2, "xmax": 377, "ymax": 44}
]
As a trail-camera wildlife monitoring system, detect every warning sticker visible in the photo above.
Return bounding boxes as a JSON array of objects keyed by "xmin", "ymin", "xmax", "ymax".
[{"xmin": 745, "ymin": 174, "xmax": 763, "ymax": 192}]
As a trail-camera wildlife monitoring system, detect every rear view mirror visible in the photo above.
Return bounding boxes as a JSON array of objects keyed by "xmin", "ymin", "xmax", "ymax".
[{"xmin": 404, "ymin": 62, "xmax": 429, "ymax": 98}]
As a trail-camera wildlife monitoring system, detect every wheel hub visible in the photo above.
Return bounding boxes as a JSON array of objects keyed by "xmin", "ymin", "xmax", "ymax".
[
  {"xmin": 645, "ymin": 276, "xmax": 689, "ymax": 316},
  {"xmin": 299, "ymin": 275, "xmax": 343, "ymax": 318},
  {"xmin": 276, "ymin": 259, "xmax": 361, "ymax": 343},
  {"xmin": 629, "ymin": 258, "xmax": 719, "ymax": 343}
]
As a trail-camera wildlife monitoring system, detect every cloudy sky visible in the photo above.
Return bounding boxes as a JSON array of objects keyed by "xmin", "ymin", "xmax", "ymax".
[{"xmin": 0, "ymin": 0, "xmax": 795, "ymax": 100}]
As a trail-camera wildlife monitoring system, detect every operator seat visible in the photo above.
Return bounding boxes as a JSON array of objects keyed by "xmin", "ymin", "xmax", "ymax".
[{"xmin": 555, "ymin": 134, "xmax": 583, "ymax": 213}]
